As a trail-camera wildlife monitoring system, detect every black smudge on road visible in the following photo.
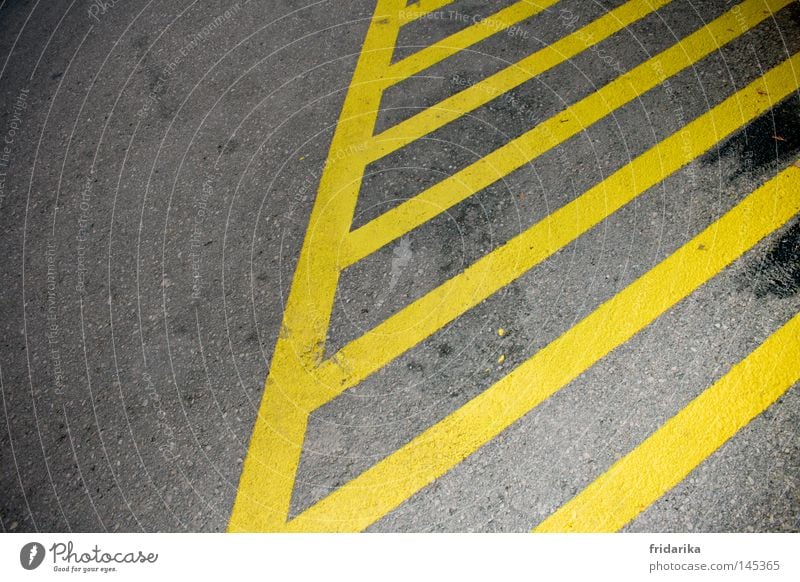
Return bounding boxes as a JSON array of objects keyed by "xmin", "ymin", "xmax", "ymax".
[
  {"xmin": 743, "ymin": 219, "xmax": 800, "ymax": 298},
  {"xmin": 702, "ymin": 94, "xmax": 800, "ymax": 181}
]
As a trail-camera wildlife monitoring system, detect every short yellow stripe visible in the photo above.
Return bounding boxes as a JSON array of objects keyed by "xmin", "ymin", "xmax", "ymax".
[
  {"xmin": 370, "ymin": 0, "xmax": 674, "ymax": 164},
  {"xmin": 312, "ymin": 51, "xmax": 800, "ymax": 408},
  {"xmin": 399, "ymin": 0, "xmax": 458, "ymax": 24},
  {"xmin": 344, "ymin": 0, "xmax": 793, "ymax": 268},
  {"xmin": 388, "ymin": 0, "xmax": 560, "ymax": 84},
  {"xmin": 534, "ymin": 309, "xmax": 800, "ymax": 533},
  {"xmin": 286, "ymin": 166, "xmax": 800, "ymax": 532}
]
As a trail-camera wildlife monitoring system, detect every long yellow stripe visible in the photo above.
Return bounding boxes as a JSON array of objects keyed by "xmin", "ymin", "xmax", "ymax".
[
  {"xmin": 389, "ymin": 0, "xmax": 560, "ymax": 84},
  {"xmin": 286, "ymin": 166, "xmax": 800, "ymax": 532},
  {"xmin": 370, "ymin": 0, "xmax": 674, "ymax": 164},
  {"xmin": 344, "ymin": 0, "xmax": 793, "ymax": 267},
  {"xmin": 311, "ymin": 51, "xmax": 800, "ymax": 409},
  {"xmin": 227, "ymin": 0, "xmax": 406, "ymax": 532},
  {"xmin": 534, "ymin": 309, "xmax": 800, "ymax": 533}
]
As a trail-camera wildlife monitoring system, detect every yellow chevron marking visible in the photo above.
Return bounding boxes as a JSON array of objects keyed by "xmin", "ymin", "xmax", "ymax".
[{"xmin": 229, "ymin": 0, "xmax": 797, "ymax": 532}]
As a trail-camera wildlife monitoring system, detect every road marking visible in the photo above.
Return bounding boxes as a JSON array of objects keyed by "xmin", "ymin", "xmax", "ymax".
[
  {"xmin": 228, "ymin": 0, "xmax": 406, "ymax": 532},
  {"xmin": 345, "ymin": 0, "xmax": 793, "ymax": 266},
  {"xmin": 534, "ymin": 300, "xmax": 800, "ymax": 532},
  {"xmin": 388, "ymin": 1, "xmax": 561, "ymax": 83},
  {"xmin": 316, "ymin": 51, "xmax": 800, "ymax": 405},
  {"xmin": 229, "ymin": 0, "xmax": 544, "ymax": 531},
  {"xmin": 369, "ymin": 0, "xmax": 676, "ymax": 165},
  {"xmin": 283, "ymin": 165, "xmax": 800, "ymax": 533},
  {"xmin": 229, "ymin": 0, "xmax": 799, "ymax": 532}
]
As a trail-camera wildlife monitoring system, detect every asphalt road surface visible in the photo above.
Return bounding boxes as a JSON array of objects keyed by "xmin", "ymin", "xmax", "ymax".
[{"xmin": 1, "ymin": 0, "xmax": 799, "ymax": 533}]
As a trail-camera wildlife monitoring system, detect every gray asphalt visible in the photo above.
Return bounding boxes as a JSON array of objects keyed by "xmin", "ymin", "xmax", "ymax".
[{"xmin": 1, "ymin": 0, "xmax": 799, "ymax": 532}]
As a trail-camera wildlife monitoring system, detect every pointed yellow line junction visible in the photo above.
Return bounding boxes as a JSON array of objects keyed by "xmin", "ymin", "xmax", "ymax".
[
  {"xmin": 366, "ymin": 0, "xmax": 674, "ymax": 167},
  {"xmin": 230, "ymin": 0, "xmax": 800, "ymax": 531},
  {"xmin": 389, "ymin": 0, "xmax": 562, "ymax": 82},
  {"xmin": 345, "ymin": 0, "xmax": 794, "ymax": 265}
]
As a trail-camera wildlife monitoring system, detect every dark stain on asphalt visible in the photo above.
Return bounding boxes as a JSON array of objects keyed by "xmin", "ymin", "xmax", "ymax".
[
  {"xmin": 743, "ymin": 219, "xmax": 800, "ymax": 298},
  {"xmin": 789, "ymin": 0, "xmax": 800, "ymax": 26},
  {"xmin": 702, "ymin": 94, "xmax": 800, "ymax": 180}
]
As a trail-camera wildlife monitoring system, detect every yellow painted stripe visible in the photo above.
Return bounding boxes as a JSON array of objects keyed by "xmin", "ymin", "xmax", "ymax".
[
  {"xmin": 388, "ymin": 0, "xmax": 560, "ymax": 84},
  {"xmin": 534, "ymin": 308, "xmax": 800, "ymax": 533},
  {"xmin": 371, "ymin": 0, "xmax": 674, "ymax": 164},
  {"xmin": 227, "ymin": 0, "xmax": 407, "ymax": 532},
  {"xmin": 286, "ymin": 166, "xmax": 800, "ymax": 532},
  {"xmin": 399, "ymin": 0, "xmax": 458, "ymax": 24},
  {"xmin": 344, "ymin": 0, "xmax": 793, "ymax": 267},
  {"xmin": 312, "ymin": 51, "xmax": 800, "ymax": 408}
]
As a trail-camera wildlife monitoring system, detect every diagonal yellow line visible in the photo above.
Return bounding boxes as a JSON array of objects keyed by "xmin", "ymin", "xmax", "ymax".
[
  {"xmin": 227, "ymin": 0, "xmax": 407, "ymax": 532},
  {"xmin": 389, "ymin": 0, "xmax": 560, "ymax": 84},
  {"xmin": 343, "ymin": 0, "xmax": 793, "ymax": 268},
  {"xmin": 311, "ymin": 50, "xmax": 800, "ymax": 408},
  {"xmin": 231, "ymin": 0, "xmax": 799, "ymax": 533},
  {"xmin": 286, "ymin": 165, "xmax": 800, "ymax": 532},
  {"xmin": 370, "ymin": 0, "xmax": 674, "ymax": 164},
  {"xmin": 534, "ymin": 308, "xmax": 800, "ymax": 533}
]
